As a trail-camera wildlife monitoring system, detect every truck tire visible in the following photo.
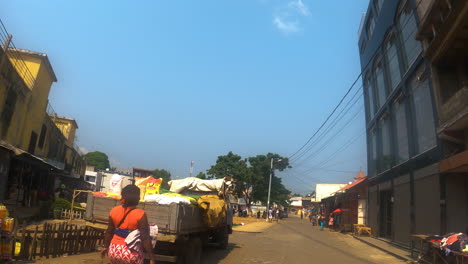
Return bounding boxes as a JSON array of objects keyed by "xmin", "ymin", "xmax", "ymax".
[
  {"xmin": 216, "ymin": 226, "xmax": 229, "ymax": 249},
  {"xmin": 186, "ymin": 237, "xmax": 202, "ymax": 264}
]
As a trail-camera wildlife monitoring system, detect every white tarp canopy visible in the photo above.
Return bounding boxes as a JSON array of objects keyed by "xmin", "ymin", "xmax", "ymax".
[{"xmin": 168, "ymin": 177, "xmax": 233, "ymax": 195}]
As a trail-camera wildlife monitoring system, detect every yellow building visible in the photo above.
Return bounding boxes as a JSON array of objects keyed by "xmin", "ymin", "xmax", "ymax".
[
  {"xmin": 0, "ymin": 27, "xmax": 89, "ymax": 217},
  {"xmin": 0, "ymin": 48, "xmax": 57, "ymax": 156},
  {"xmin": 52, "ymin": 116, "xmax": 78, "ymax": 148}
]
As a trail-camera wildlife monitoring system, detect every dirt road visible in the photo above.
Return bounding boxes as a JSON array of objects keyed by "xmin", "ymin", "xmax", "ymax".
[
  {"xmin": 201, "ymin": 216, "xmax": 404, "ymax": 264},
  {"xmin": 28, "ymin": 216, "xmax": 404, "ymax": 264}
]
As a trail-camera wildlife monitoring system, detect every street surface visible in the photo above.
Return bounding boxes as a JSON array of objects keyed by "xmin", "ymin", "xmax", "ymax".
[
  {"xmin": 27, "ymin": 216, "xmax": 403, "ymax": 264},
  {"xmin": 202, "ymin": 216, "xmax": 403, "ymax": 264}
]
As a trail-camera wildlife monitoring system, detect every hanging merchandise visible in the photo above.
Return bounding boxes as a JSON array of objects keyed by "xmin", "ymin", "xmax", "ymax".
[
  {"xmin": 145, "ymin": 178, "xmax": 162, "ymax": 197},
  {"xmin": 0, "ymin": 204, "xmax": 8, "ymax": 219},
  {"xmin": 109, "ymin": 174, "xmax": 123, "ymax": 195},
  {"xmin": 2, "ymin": 218, "xmax": 14, "ymax": 233}
]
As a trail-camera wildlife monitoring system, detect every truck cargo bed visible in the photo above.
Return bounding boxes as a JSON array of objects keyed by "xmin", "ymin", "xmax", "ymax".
[{"xmin": 85, "ymin": 194, "xmax": 206, "ymax": 235}]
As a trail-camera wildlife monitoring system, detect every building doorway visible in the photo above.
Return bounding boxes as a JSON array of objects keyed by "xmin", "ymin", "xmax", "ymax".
[{"xmin": 379, "ymin": 190, "xmax": 393, "ymax": 239}]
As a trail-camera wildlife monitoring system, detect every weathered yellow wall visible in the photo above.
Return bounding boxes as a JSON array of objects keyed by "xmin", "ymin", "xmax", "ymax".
[
  {"xmin": 54, "ymin": 119, "xmax": 77, "ymax": 147},
  {"xmin": 0, "ymin": 53, "xmax": 31, "ymax": 147},
  {"xmin": 7, "ymin": 53, "xmax": 54, "ymax": 154}
]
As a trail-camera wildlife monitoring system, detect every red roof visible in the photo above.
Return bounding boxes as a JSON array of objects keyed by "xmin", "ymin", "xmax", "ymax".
[{"xmin": 335, "ymin": 171, "xmax": 367, "ymax": 193}]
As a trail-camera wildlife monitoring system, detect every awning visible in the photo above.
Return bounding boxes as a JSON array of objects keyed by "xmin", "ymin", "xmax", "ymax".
[
  {"xmin": 0, "ymin": 140, "xmax": 61, "ymax": 170},
  {"xmin": 440, "ymin": 149, "xmax": 468, "ymax": 173}
]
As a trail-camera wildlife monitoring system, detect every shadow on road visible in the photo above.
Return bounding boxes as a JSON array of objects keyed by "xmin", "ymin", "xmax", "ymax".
[{"xmin": 201, "ymin": 242, "xmax": 240, "ymax": 264}]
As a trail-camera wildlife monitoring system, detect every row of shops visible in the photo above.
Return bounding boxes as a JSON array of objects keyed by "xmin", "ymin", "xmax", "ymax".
[{"xmin": 0, "ymin": 141, "xmax": 91, "ymax": 221}]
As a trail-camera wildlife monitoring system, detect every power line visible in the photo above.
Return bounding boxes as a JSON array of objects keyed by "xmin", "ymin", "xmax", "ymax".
[
  {"xmin": 290, "ymin": 84, "xmax": 364, "ymax": 163},
  {"xmin": 288, "ymin": 0, "xmax": 425, "ymax": 163},
  {"xmin": 291, "ymin": 92, "xmax": 364, "ymax": 166}
]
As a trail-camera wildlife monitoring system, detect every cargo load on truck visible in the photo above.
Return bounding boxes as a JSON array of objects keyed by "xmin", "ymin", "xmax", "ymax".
[{"xmin": 85, "ymin": 177, "xmax": 234, "ymax": 264}]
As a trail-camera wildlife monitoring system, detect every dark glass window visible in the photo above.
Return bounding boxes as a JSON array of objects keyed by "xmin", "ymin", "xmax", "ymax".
[
  {"xmin": 410, "ymin": 66, "xmax": 437, "ymax": 154},
  {"xmin": 366, "ymin": 14, "xmax": 375, "ymax": 40},
  {"xmin": 375, "ymin": 0, "xmax": 384, "ymax": 14},
  {"xmin": 385, "ymin": 36, "xmax": 402, "ymax": 91},
  {"xmin": 369, "ymin": 128, "xmax": 378, "ymax": 177},
  {"xmin": 365, "ymin": 74, "xmax": 376, "ymax": 120},
  {"xmin": 393, "ymin": 96, "xmax": 409, "ymax": 163},
  {"xmin": 398, "ymin": 3, "xmax": 422, "ymax": 69},
  {"xmin": 375, "ymin": 59, "xmax": 387, "ymax": 109},
  {"xmin": 379, "ymin": 115, "xmax": 392, "ymax": 172}
]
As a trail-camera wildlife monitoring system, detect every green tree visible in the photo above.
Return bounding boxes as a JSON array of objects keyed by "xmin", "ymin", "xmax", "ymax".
[
  {"xmin": 84, "ymin": 151, "xmax": 110, "ymax": 170},
  {"xmin": 207, "ymin": 152, "xmax": 247, "ymax": 179},
  {"xmin": 153, "ymin": 169, "xmax": 171, "ymax": 189},
  {"xmin": 195, "ymin": 172, "xmax": 208, "ymax": 179},
  {"xmin": 207, "ymin": 152, "xmax": 252, "ymax": 204},
  {"xmin": 207, "ymin": 151, "xmax": 292, "ymax": 208}
]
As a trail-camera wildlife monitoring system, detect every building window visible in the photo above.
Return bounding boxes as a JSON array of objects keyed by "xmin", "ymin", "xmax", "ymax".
[
  {"xmin": 410, "ymin": 66, "xmax": 437, "ymax": 154},
  {"xmin": 398, "ymin": 2, "xmax": 422, "ymax": 69},
  {"xmin": 366, "ymin": 13, "xmax": 375, "ymax": 40},
  {"xmin": 28, "ymin": 131, "xmax": 38, "ymax": 154},
  {"xmin": 86, "ymin": 176, "xmax": 96, "ymax": 183},
  {"xmin": 375, "ymin": 58, "xmax": 387, "ymax": 109},
  {"xmin": 392, "ymin": 95, "xmax": 409, "ymax": 163},
  {"xmin": 369, "ymin": 128, "xmax": 378, "ymax": 177},
  {"xmin": 365, "ymin": 73, "xmax": 376, "ymax": 121},
  {"xmin": 379, "ymin": 114, "xmax": 392, "ymax": 173},
  {"xmin": 385, "ymin": 35, "xmax": 402, "ymax": 91},
  {"xmin": 38, "ymin": 124, "xmax": 47, "ymax": 149},
  {"xmin": 1, "ymin": 87, "xmax": 17, "ymax": 131},
  {"xmin": 375, "ymin": 0, "xmax": 384, "ymax": 15}
]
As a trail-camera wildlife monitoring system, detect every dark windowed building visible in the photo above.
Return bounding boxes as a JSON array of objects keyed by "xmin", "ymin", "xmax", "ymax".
[{"xmin": 359, "ymin": 0, "xmax": 443, "ymax": 246}]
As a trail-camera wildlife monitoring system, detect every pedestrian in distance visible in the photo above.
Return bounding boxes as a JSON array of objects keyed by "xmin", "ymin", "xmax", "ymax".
[
  {"xmin": 300, "ymin": 210, "xmax": 303, "ymax": 220},
  {"xmin": 319, "ymin": 215, "xmax": 325, "ymax": 231},
  {"xmin": 101, "ymin": 185, "xmax": 155, "ymax": 264},
  {"xmin": 328, "ymin": 215, "xmax": 334, "ymax": 230}
]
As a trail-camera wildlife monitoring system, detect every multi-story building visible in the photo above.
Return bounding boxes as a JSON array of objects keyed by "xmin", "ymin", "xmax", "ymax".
[
  {"xmin": 415, "ymin": 0, "xmax": 468, "ymax": 234},
  {"xmin": 0, "ymin": 25, "xmax": 87, "ymax": 216},
  {"xmin": 359, "ymin": 0, "xmax": 442, "ymax": 246}
]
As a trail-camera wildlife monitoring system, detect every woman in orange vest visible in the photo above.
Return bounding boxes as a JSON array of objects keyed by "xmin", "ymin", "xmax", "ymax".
[{"xmin": 101, "ymin": 185, "xmax": 155, "ymax": 264}]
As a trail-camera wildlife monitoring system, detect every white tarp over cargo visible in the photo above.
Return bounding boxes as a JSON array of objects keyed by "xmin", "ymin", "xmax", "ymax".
[{"xmin": 168, "ymin": 177, "xmax": 233, "ymax": 194}]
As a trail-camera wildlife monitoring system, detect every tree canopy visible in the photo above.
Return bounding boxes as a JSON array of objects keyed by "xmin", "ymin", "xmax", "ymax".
[
  {"xmin": 195, "ymin": 172, "xmax": 209, "ymax": 179},
  {"xmin": 153, "ymin": 169, "xmax": 171, "ymax": 189},
  {"xmin": 84, "ymin": 151, "xmax": 110, "ymax": 170},
  {"xmin": 207, "ymin": 151, "xmax": 291, "ymax": 207}
]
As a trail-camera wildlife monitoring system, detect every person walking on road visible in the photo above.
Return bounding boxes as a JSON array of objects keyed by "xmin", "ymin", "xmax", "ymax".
[
  {"xmin": 101, "ymin": 185, "xmax": 155, "ymax": 264},
  {"xmin": 319, "ymin": 215, "xmax": 325, "ymax": 231}
]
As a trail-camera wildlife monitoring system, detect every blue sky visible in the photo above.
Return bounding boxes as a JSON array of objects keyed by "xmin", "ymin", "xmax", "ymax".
[{"xmin": 2, "ymin": 0, "xmax": 369, "ymax": 195}]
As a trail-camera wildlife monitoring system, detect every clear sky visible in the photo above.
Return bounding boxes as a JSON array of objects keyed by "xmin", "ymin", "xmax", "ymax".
[{"xmin": 2, "ymin": 0, "xmax": 369, "ymax": 195}]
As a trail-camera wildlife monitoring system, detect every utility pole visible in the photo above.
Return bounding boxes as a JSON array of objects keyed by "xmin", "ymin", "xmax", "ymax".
[
  {"xmin": 189, "ymin": 160, "xmax": 194, "ymax": 178},
  {"xmin": 266, "ymin": 158, "xmax": 282, "ymax": 222},
  {"xmin": 267, "ymin": 158, "xmax": 274, "ymax": 212}
]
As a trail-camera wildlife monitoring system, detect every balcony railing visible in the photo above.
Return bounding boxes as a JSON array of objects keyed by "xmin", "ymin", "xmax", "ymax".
[{"xmin": 0, "ymin": 19, "xmax": 36, "ymax": 89}]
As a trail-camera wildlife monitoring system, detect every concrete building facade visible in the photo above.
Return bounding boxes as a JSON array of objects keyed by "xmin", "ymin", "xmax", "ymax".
[
  {"xmin": 415, "ymin": 0, "xmax": 468, "ymax": 234},
  {"xmin": 359, "ymin": 0, "xmax": 443, "ymax": 246}
]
